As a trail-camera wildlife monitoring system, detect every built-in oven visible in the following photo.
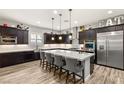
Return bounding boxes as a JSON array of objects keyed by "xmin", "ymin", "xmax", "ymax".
[
  {"xmin": 84, "ymin": 40, "xmax": 95, "ymax": 52},
  {"xmin": 0, "ymin": 36, "xmax": 17, "ymax": 45}
]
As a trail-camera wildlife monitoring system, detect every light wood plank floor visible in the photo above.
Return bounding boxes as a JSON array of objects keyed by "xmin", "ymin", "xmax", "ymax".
[{"xmin": 0, "ymin": 60, "xmax": 124, "ymax": 84}]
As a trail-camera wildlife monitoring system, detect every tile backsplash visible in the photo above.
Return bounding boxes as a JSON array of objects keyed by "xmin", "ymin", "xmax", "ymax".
[{"xmin": 0, "ymin": 45, "xmax": 32, "ymax": 51}]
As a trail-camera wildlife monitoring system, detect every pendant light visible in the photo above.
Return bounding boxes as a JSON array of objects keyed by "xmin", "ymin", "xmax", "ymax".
[
  {"xmin": 59, "ymin": 14, "xmax": 62, "ymax": 40},
  {"xmin": 51, "ymin": 18, "xmax": 55, "ymax": 40},
  {"xmin": 69, "ymin": 9, "xmax": 72, "ymax": 39}
]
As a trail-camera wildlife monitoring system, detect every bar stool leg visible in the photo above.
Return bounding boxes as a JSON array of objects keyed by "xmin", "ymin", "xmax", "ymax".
[
  {"xmin": 49, "ymin": 64, "xmax": 51, "ymax": 72},
  {"xmin": 54, "ymin": 66, "xmax": 57, "ymax": 76},
  {"xmin": 66, "ymin": 70, "xmax": 69, "ymax": 84},
  {"xmin": 40, "ymin": 59, "xmax": 42, "ymax": 67},
  {"xmin": 82, "ymin": 69, "xmax": 85, "ymax": 83},
  {"xmin": 59, "ymin": 67, "xmax": 62, "ymax": 79},
  {"xmin": 73, "ymin": 73, "xmax": 76, "ymax": 84},
  {"xmin": 42, "ymin": 59, "xmax": 44, "ymax": 68},
  {"xmin": 46, "ymin": 62, "xmax": 48, "ymax": 70}
]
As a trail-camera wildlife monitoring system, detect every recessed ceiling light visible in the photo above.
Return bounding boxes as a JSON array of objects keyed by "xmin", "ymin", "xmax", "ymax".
[
  {"xmin": 53, "ymin": 10, "xmax": 58, "ymax": 14},
  {"xmin": 74, "ymin": 21, "xmax": 78, "ymax": 24},
  {"xmin": 107, "ymin": 10, "xmax": 113, "ymax": 14},
  {"xmin": 36, "ymin": 21, "xmax": 41, "ymax": 24}
]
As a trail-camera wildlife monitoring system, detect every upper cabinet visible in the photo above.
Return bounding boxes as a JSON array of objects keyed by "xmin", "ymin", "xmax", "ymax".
[
  {"xmin": 79, "ymin": 29, "xmax": 96, "ymax": 44},
  {"xmin": 44, "ymin": 33, "xmax": 72, "ymax": 44},
  {"xmin": 79, "ymin": 24, "xmax": 124, "ymax": 44},
  {"xmin": 0, "ymin": 26, "xmax": 28, "ymax": 45}
]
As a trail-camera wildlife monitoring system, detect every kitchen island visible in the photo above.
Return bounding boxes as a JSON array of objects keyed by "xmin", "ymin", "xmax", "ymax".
[{"xmin": 43, "ymin": 49, "xmax": 95, "ymax": 80}]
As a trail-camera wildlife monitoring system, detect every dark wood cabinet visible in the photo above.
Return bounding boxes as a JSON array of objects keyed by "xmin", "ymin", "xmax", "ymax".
[
  {"xmin": 0, "ymin": 26, "xmax": 17, "ymax": 36},
  {"xmin": 34, "ymin": 52, "xmax": 40, "ymax": 60},
  {"xmin": 79, "ymin": 30, "xmax": 96, "ymax": 44},
  {"xmin": 44, "ymin": 33, "xmax": 72, "ymax": 44},
  {"xmin": 17, "ymin": 30, "xmax": 24, "ymax": 44},
  {"xmin": 16, "ymin": 30, "xmax": 28, "ymax": 44},
  {"xmin": 79, "ymin": 31, "xmax": 86, "ymax": 44},
  {"xmin": 115, "ymin": 25, "xmax": 123, "ymax": 31},
  {"xmin": 0, "ymin": 26, "xmax": 28, "ymax": 44},
  {"xmin": 90, "ymin": 56, "xmax": 95, "ymax": 74},
  {"xmin": 79, "ymin": 24, "xmax": 124, "ymax": 44},
  {"xmin": 23, "ymin": 31, "xmax": 28, "ymax": 44},
  {"xmin": 0, "ymin": 51, "xmax": 35, "ymax": 67},
  {"xmin": 0, "ymin": 53, "xmax": 17, "ymax": 67}
]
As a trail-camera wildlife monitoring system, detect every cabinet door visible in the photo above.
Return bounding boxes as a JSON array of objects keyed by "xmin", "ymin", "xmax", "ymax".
[
  {"xmin": 1, "ymin": 27, "xmax": 17, "ymax": 36},
  {"xmin": 5, "ymin": 27, "xmax": 17, "ymax": 36},
  {"xmin": 0, "ymin": 26, "xmax": 4, "ymax": 36},
  {"xmin": 17, "ymin": 30, "xmax": 24, "ymax": 44},
  {"xmin": 107, "ymin": 32, "xmax": 123, "ymax": 69},
  {"xmin": 0, "ymin": 27, "xmax": 6, "ymax": 36},
  {"xmin": 23, "ymin": 31, "xmax": 28, "ymax": 44},
  {"xmin": 79, "ymin": 31, "xmax": 86, "ymax": 44},
  {"xmin": 0, "ymin": 53, "xmax": 17, "ymax": 67},
  {"xmin": 88, "ymin": 30, "xmax": 96, "ymax": 40},
  {"xmin": 23, "ymin": 51, "xmax": 34, "ymax": 62},
  {"xmin": 115, "ymin": 25, "xmax": 123, "ymax": 31},
  {"xmin": 90, "ymin": 56, "xmax": 94, "ymax": 74}
]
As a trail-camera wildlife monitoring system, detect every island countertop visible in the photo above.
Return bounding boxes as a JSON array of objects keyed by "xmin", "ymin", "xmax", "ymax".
[{"xmin": 43, "ymin": 49, "xmax": 95, "ymax": 61}]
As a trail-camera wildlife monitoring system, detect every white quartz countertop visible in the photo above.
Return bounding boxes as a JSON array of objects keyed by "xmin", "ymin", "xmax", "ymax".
[
  {"xmin": 40, "ymin": 47, "xmax": 71, "ymax": 49},
  {"xmin": 0, "ymin": 49, "xmax": 35, "ymax": 53},
  {"xmin": 43, "ymin": 50, "xmax": 95, "ymax": 61}
]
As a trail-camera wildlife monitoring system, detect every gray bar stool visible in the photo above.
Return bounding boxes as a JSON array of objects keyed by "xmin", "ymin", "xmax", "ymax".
[
  {"xmin": 45, "ymin": 53, "xmax": 54, "ymax": 72},
  {"xmin": 53, "ymin": 55, "xmax": 65, "ymax": 79},
  {"xmin": 64, "ymin": 57, "xmax": 84, "ymax": 84},
  {"xmin": 39, "ymin": 50, "xmax": 46, "ymax": 68}
]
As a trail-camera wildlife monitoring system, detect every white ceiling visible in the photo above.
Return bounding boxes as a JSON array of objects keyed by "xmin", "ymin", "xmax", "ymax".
[{"xmin": 0, "ymin": 9, "xmax": 124, "ymax": 30}]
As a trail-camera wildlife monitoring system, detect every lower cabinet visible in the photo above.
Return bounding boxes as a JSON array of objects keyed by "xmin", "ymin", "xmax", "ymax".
[
  {"xmin": 90, "ymin": 56, "xmax": 95, "ymax": 74},
  {"xmin": 34, "ymin": 52, "xmax": 40, "ymax": 60},
  {"xmin": 0, "ymin": 51, "xmax": 37, "ymax": 67}
]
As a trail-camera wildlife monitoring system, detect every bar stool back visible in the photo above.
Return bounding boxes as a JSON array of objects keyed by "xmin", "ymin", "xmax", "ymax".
[
  {"xmin": 64, "ymin": 57, "xmax": 84, "ymax": 83},
  {"xmin": 45, "ymin": 53, "xmax": 54, "ymax": 72},
  {"xmin": 54, "ymin": 55, "xmax": 65, "ymax": 78},
  {"xmin": 39, "ymin": 50, "xmax": 45, "ymax": 67}
]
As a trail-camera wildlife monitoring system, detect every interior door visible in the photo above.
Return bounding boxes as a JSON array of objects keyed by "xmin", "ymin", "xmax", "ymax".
[
  {"xmin": 97, "ymin": 33, "xmax": 107, "ymax": 65},
  {"xmin": 107, "ymin": 31, "xmax": 123, "ymax": 69}
]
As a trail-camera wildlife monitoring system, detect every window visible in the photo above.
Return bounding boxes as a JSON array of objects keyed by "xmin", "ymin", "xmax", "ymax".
[{"xmin": 30, "ymin": 33, "xmax": 42, "ymax": 48}]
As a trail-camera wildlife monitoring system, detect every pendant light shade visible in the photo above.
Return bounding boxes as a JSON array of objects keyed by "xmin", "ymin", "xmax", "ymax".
[
  {"xmin": 59, "ymin": 14, "xmax": 62, "ymax": 40},
  {"xmin": 51, "ymin": 18, "xmax": 55, "ymax": 40},
  {"xmin": 69, "ymin": 9, "xmax": 72, "ymax": 39},
  {"xmin": 59, "ymin": 35, "xmax": 62, "ymax": 40},
  {"xmin": 69, "ymin": 35, "xmax": 72, "ymax": 39},
  {"xmin": 51, "ymin": 37, "xmax": 55, "ymax": 40}
]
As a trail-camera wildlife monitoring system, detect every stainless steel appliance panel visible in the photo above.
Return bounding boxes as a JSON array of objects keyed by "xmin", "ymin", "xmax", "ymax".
[
  {"xmin": 97, "ymin": 31, "xmax": 123, "ymax": 69},
  {"xmin": 97, "ymin": 33, "xmax": 107, "ymax": 65},
  {"xmin": 0, "ymin": 36, "xmax": 17, "ymax": 45},
  {"xmin": 107, "ymin": 31, "xmax": 123, "ymax": 69}
]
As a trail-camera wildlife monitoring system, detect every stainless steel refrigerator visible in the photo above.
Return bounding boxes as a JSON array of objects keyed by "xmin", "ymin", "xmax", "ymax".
[{"xmin": 97, "ymin": 31, "xmax": 123, "ymax": 69}]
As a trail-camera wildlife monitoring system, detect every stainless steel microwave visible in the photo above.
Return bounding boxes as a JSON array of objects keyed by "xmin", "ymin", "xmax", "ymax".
[
  {"xmin": 0, "ymin": 36, "xmax": 17, "ymax": 45},
  {"xmin": 84, "ymin": 40, "xmax": 95, "ymax": 51}
]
